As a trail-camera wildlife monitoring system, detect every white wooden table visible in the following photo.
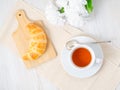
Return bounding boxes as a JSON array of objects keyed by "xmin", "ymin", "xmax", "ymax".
[
  {"xmin": 0, "ymin": 0, "xmax": 120, "ymax": 90},
  {"xmin": 0, "ymin": 0, "xmax": 58, "ymax": 90}
]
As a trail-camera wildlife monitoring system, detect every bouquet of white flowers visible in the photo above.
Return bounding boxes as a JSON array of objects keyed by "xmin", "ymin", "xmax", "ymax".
[{"xmin": 45, "ymin": 0, "xmax": 93, "ymax": 28}]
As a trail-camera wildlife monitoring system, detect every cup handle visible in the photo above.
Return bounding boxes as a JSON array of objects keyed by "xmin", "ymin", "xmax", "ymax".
[{"xmin": 95, "ymin": 58, "xmax": 101, "ymax": 64}]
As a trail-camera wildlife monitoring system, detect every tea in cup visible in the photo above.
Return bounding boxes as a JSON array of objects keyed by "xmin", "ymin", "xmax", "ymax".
[{"xmin": 66, "ymin": 40, "xmax": 101, "ymax": 69}]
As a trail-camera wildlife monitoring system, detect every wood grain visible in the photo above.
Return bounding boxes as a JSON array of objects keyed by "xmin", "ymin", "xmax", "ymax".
[{"xmin": 12, "ymin": 10, "xmax": 57, "ymax": 68}]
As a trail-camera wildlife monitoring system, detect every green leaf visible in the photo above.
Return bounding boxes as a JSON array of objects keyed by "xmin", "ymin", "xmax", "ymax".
[
  {"xmin": 58, "ymin": 7, "xmax": 65, "ymax": 14},
  {"xmin": 85, "ymin": 0, "xmax": 93, "ymax": 14}
]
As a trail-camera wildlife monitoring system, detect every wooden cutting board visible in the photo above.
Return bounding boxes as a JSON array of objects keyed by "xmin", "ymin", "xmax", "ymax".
[{"xmin": 12, "ymin": 10, "xmax": 57, "ymax": 68}]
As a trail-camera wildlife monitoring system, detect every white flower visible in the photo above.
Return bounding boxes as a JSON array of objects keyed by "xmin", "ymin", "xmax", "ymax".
[
  {"xmin": 45, "ymin": 0, "xmax": 89, "ymax": 28},
  {"xmin": 79, "ymin": 4, "xmax": 89, "ymax": 17},
  {"xmin": 56, "ymin": 0, "xmax": 68, "ymax": 7},
  {"xmin": 66, "ymin": 12, "xmax": 85, "ymax": 28},
  {"xmin": 45, "ymin": 1, "xmax": 66, "ymax": 25}
]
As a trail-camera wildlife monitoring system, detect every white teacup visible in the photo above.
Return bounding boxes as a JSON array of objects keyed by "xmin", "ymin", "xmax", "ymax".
[{"xmin": 66, "ymin": 40, "xmax": 101, "ymax": 70}]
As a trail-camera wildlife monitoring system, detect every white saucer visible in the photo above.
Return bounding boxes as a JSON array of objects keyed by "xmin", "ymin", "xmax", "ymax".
[{"xmin": 61, "ymin": 36, "xmax": 104, "ymax": 78}]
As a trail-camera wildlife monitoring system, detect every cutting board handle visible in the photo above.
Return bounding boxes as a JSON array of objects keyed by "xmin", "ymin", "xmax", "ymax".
[{"xmin": 16, "ymin": 10, "xmax": 30, "ymax": 25}]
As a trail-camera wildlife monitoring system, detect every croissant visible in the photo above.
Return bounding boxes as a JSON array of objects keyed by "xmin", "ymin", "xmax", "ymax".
[{"xmin": 22, "ymin": 23, "xmax": 47, "ymax": 60}]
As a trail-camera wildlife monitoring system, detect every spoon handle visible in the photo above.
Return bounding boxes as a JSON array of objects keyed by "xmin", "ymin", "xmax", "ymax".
[
  {"xmin": 66, "ymin": 40, "xmax": 111, "ymax": 50},
  {"xmin": 88, "ymin": 40, "xmax": 111, "ymax": 44}
]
